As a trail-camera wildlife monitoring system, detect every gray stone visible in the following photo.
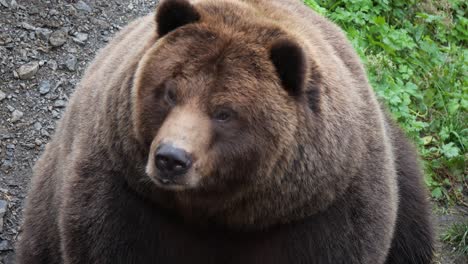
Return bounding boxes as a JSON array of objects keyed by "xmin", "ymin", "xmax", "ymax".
[
  {"xmin": 11, "ymin": 109, "xmax": 23, "ymax": 122},
  {"xmin": 28, "ymin": 6, "xmax": 39, "ymax": 14},
  {"xmin": 0, "ymin": 0, "xmax": 8, "ymax": 8},
  {"xmin": 49, "ymin": 9, "xmax": 59, "ymax": 16},
  {"xmin": 35, "ymin": 27, "xmax": 52, "ymax": 42},
  {"xmin": 22, "ymin": 143, "xmax": 35, "ymax": 149},
  {"xmin": 49, "ymin": 30, "xmax": 67, "ymax": 47},
  {"xmin": 0, "ymin": 240, "xmax": 11, "ymax": 251},
  {"xmin": 48, "ymin": 59, "xmax": 58, "ymax": 71},
  {"xmin": 52, "ymin": 110, "xmax": 60, "ymax": 118},
  {"xmin": 3, "ymin": 252, "xmax": 15, "ymax": 264},
  {"xmin": 20, "ymin": 21, "xmax": 36, "ymax": 30},
  {"xmin": 75, "ymin": 1, "xmax": 92, "ymax": 13},
  {"xmin": 35, "ymin": 138, "xmax": 42, "ymax": 146},
  {"xmin": 0, "ymin": 200, "xmax": 7, "ymax": 233},
  {"xmin": 0, "ymin": 90, "xmax": 6, "ymax": 101},
  {"xmin": 1, "ymin": 159, "xmax": 13, "ymax": 170},
  {"xmin": 16, "ymin": 61, "xmax": 39, "ymax": 80},
  {"xmin": 72, "ymin": 32, "xmax": 88, "ymax": 44},
  {"xmin": 33, "ymin": 122, "xmax": 42, "ymax": 131},
  {"xmin": 65, "ymin": 54, "xmax": 77, "ymax": 71},
  {"xmin": 9, "ymin": 0, "xmax": 17, "ymax": 9},
  {"xmin": 41, "ymin": 128, "xmax": 50, "ymax": 137},
  {"xmin": 0, "ymin": 200, "xmax": 7, "ymax": 215},
  {"xmin": 54, "ymin": 99, "xmax": 66, "ymax": 108},
  {"xmin": 38, "ymin": 80, "xmax": 51, "ymax": 95}
]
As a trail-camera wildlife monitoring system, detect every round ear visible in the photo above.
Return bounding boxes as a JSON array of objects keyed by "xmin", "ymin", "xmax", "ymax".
[
  {"xmin": 156, "ymin": 0, "xmax": 201, "ymax": 37},
  {"xmin": 269, "ymin": 39, "xmax": 307, "ymax": 97}
]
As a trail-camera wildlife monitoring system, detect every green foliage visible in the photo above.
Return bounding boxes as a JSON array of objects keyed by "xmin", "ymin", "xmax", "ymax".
[
  {"xmin": 443, "ymin": 222, "xmax": 468, "ymax": 255},
  {"xmin": 303, "ymin": 0, "xmax": 467, "ymax": 204}
]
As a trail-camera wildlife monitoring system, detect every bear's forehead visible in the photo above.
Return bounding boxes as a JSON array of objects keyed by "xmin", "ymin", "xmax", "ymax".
[
  {"xmin": 162, "ymin": 25, "xmax": 280, "ymax": 78},
  {"xmin": 168, "ymin": 60, "xmax": 272, "ymax": 104},
  {"xmin": 153, "ymin": 42, "xmax": 278, "ymax": 106}
]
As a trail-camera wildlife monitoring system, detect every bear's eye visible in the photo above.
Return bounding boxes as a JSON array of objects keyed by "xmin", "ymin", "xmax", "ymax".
[
  {"xmin": 164, "ymin": 86, "xmax": 177, "ymax": 106},
  {"xmin": 213, "ymin": 108, "xmax": 234, "ymax": 122}
]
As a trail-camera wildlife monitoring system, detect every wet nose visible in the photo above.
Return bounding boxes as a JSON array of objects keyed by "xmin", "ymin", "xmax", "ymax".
[{"xmin": 155, "ymin": 144, "xmax": 192, "ymax": 177}]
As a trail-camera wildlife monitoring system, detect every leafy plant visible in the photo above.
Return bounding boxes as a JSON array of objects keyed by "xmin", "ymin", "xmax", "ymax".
[
  {"xmin": 303, "ymin": 0, "xmax": 467, "ymax": 205},
  {"xmin": 443, "ymin": 222, "xmax": 468, "ymax": 255}
]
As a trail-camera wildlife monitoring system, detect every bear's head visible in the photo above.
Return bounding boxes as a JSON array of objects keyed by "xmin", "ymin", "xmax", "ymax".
[{"xmin": 133, "ymin": 0, "xmax": 325, "ymax": 227}]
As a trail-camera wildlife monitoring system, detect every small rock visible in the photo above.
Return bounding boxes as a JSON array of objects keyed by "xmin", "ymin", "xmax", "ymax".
[
  {"xmin": 35, "ymin": 27, "xmax": 52, "ymax": 42},
  {"xmin": 49, "ymin": 30, "xmax": 67, "ymax": 47},
  {"xmin": 54, "ymin": 99, "xmax": 66, "ymax": 108},
  {"xmin": 38, "ymin": 80, "xmax": 51, "ymax": 95},
  {"xmin": 0, "ymin": 0, "xmax": 8, "ymax": 8},
  {"xmin": 28, "ymin": 6, "xmax": 39, "ymax": 14},
  {"xmin": 16, "ymin": 61, "xmax": 39, "ymax": 80},
  {"xmin": 35, "ymin": 138, "xmax": 42, "ymax": 146},
  {"xmin": 0, "ymin": 200, "xmax": 7, "ymax": 233},
  {"xmin": 11, "ymin": 109, "xmax": 23, "ymax": 122},
  {"xmin": 6, "ymin": 144, "xmax": 15, "ymax": 150},
  {"xmin": 34, "ymin": 122, "xmax": 42, "ymax": 131},
  {"xmin": 65, "ymin": 54, "xmax": 77, "ymax": 71},
  {"xmin": 2, "ymin": 159, "xmax": 13, "ymax": 170},
  {"xmin": 41, "ymin": 129, "xmax": 50, "ymax": 137},
  {"xmin": 0, "ymin": 240, "xmax": 11, "ymax": 251},
  {"xmin": 72, "ymin": 32, "xmax": 88, "ymax": 44},
  {"xmin": 91, "ymin": 18, "xmax": 110, "ymax": 29},
  {"xmin": 0, "ymin": 90, "xmax": 6, "ymax": 101},
  {"xmin": 52, "ymin": 110, "xmax": 60, "ymax": 118},
  {"xmin": 0, "ymin": 200, "xmax": 7, "ymax": 215},
  {"xmin": 3, "ymin": 252, "xmax": 15, "ymax": 264},
  {"xmin": 9, "ymin": 0, "xmax": 17, "ymax": 9},
  {"xmin": 48, "ymin": 60, "xmax": 58, "ymax": 71},
  {"xmin": 20, "ymin": 21, "xmax": 36, "ymax": 30},
  {"xmin": 49, "ymin": 9, "xmax": 59, "ymax": 16},
  {"xmin": 75, "ymin": 0, "xmax": 92, "ymax": 13},
  {"xmin": 67, "ymin": 46, "xmax": 78, "ymax": 53},
  {"xmin": 22, "ymin": 143, "xmax": 35, "ymax": 149}
]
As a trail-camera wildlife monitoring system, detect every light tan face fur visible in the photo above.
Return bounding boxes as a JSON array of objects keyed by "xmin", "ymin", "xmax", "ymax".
[{"xmin": 145, "ymin": 103, "xmax": 212, "ymax": 190}]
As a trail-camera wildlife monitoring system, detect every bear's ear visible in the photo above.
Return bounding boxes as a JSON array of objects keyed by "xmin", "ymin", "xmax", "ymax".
[
  {"xmin": 269, "ymin": 39, "xmax": 307, "ymax": 97},
  {"xmin": 156, "ymin": 0, "xmax": 201, "ymax": 37}
]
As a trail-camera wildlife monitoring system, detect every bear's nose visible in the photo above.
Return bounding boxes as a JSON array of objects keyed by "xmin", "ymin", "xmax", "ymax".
[{"xmin": 155, "ymin": 144, "xmax": 192, "ymax": 177}]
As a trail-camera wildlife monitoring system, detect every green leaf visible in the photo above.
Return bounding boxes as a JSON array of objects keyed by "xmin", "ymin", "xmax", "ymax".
[
  {"xmin": 422, "ymin": 136, "xmax": 435, "ymax": 145},
  {"xmin": 441, "ymin": 143, "xmax": 461, "ymax": 159},
  {"xmin": 431, "ymin": 187, "xmax": 443, "ymax": 199}
]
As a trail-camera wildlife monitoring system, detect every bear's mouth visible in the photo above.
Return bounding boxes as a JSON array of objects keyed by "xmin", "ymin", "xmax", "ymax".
[
  {"xmin": 148, "ymin": 170, "xmax": 201, "ymax": 191},
  {"xmin": 155, "ymin": 176, "xmax": 183, "ymax": 187},
  {"xmin": 152, "ymin": 176, "xmax": 187, "ymax": 191}
]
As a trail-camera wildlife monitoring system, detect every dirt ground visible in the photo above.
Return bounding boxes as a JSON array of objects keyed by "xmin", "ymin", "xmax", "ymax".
[{"xmin": 0, "ymin": 1, "xmax": 466, "ymax": 263}]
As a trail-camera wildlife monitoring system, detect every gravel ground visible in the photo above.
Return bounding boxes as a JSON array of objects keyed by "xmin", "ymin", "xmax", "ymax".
[
  {"xmin": 0, "ymin": 0, "xmax": 158, "ymax": 262},
  {"xmin": 0, "ymin": 1, "xmax": 466, "ymax": 264}
]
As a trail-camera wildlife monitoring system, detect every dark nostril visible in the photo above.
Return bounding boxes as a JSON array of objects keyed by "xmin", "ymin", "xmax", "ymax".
[{"xmin": 155, "ymin": 144, "xmax": 192, "ymax": 177}]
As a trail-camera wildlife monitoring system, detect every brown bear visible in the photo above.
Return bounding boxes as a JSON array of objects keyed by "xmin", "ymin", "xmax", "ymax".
[{"xmin": 16, "ymin": 0, "xmax": 434, "ymax": 263}]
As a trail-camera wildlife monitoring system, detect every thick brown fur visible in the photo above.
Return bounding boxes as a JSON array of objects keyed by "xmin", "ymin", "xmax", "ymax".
[{"xmin": 16, "ymin": 0, "xmax": 433, "ymax": 263}]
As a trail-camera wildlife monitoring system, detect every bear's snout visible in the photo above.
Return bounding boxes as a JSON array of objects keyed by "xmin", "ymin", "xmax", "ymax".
[{"xmin": 155, "ymin": 143, "xmax": 192, "ymax": 179}]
